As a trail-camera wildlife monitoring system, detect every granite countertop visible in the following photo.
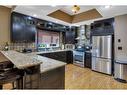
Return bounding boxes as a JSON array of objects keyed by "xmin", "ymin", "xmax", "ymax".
[
  {"xmin": 0, "ymin": 50, "xmax": 66, "ymax": 73},
  {"xmin": 26, "ymin": 49, "xmax": 68, "ymax": 73},
  {"xmin": 0, "ymin": 52, "xmax": 10, "ymax": 63},
  {"xmin": 26, "ymin": 52, "xmax": 67, "ymax": 73},
  {"xmin": 0, "ymin": 50, "xmax": 43, "ymax": 69},
  {"xmin": 24, "ymin": 49, "xmax": 70, "ymax": 72},
  {"xmin": 29, "ymin": 49, "xmax": 73, "ymax": 55}
]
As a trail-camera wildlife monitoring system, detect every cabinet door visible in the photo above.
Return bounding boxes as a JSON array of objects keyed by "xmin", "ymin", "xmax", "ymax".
[
  {"xmin": 40, "ymin": 66, "xmax": 65, "ymax": 89},
  {"xmin": 55, "ymin": 51, "xmax": 66, "ymax": 62},
  {"xmin": 65, "ymin": 31, "xmax": 75, "ymax": 44},
  {"xmin": 85, "ymin": 52, "xmax": 91, "ymax": 68},
  {"xmin": 65, "ymin": 27, "xmax": 77, "ymax": 44},
  {"xmin": 66, "ymin": 51, "xmax": 73, "ymax": 64}
]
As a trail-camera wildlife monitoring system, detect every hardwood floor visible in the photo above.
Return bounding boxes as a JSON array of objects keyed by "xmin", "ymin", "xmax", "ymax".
[
  {"xmin": 3, "ymin": 83, "xmax": 13, "ymax": 90},
  {"xmin": 3, "ymin": 64, "xmax": 127, "ymax": 89},
  {"xmin": 65, "ymin": 64, "xmax": 127, "ymax": 89}
]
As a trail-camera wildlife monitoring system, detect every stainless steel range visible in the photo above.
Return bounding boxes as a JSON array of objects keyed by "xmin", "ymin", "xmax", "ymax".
[{"xmin": 73, "ymin": 46, "xmax": 85, "ymax": 67}]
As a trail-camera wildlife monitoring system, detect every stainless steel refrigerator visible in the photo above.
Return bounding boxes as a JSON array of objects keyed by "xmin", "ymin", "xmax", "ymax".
[{"xmin": 91, "ymin": 35, "xmax": 112, "ymax": 75}]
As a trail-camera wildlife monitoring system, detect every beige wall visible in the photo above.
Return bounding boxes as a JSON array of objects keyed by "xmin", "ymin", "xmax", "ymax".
[
  {"xmin": 0, "ymin": 6, "xmax": 11, "ymax": 45},
  {"xmin": 114, "ymin": 14, "xmax": 127, "ymax": 61}
]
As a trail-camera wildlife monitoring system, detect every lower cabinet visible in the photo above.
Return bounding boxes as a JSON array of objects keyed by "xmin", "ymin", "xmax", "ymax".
[
  {"xmin": 16, "ymin": 65, "xmax": 65, "ymax": 89},
  {"xmin": 85, "ymin": 52, "xmax": 91, "ymax": 68},
  {"xmin": 20, "ymin": 65, "xmax": 40, "ymax": 89},
  {"xmin": 66, "ymin": 51, "xmax": 73, "ymax": 64},
  {"xmin": 39, "ymin": 50, "xmax": 73, "ymax": 64},
  {"xmin": 39, "ymin": 66, "xmax": 65, "ymax": 89},
  {"xmin": 23, "ymin": 73, "xmax": 40, "ymax": 89}
]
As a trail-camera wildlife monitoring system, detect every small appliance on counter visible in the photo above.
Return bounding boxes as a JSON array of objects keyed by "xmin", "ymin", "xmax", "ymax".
[
  {"xmin": 37, "ymin": 44, "xmax": 47, "ymax": 51},
  {"xmin": 114, "ymin": 60, "xmax": 127, "ymax": 83},
  {"xmin": 65, "ymin": 44, "xmax": 75, "ymax": 50},
  {"xmin": 22, "ymin": 48, "xmax": 32, "ymax": 53},
  {"xmin": 4, "ymin": 42, "xmax": 9, "ymax": 51}
]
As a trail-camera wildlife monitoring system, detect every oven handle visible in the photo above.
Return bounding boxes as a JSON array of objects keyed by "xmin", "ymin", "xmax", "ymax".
[{"xmin": 74, "ymin": 60, "xmax": 83, "ymax": 62}]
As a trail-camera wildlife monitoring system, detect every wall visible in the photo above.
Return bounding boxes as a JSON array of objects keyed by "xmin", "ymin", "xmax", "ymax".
[
  {"xmin": 114, "ymin": 14, "xmax": 127, "ymax": 61},
  {"xmin": 0, "ymin": 6, "xmax": 36, "ymax": 51},
  {"xmin": 0, "ymin": 6, "xmax": 11, "ymax": 45}
]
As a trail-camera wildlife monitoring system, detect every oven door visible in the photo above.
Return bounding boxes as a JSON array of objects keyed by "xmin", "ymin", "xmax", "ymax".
[
  {"xmin": 74, "ymin": 54, "xmax": 84, "ymax": 62},
  {"xmin": 73, "ymin": 51, "xmax": 85, "ymax": 67}
]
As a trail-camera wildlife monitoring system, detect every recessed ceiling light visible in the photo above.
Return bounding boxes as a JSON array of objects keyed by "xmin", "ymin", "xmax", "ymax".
[
  {"xmin": 104, "ymin": 5, "xmax": 111, "ymax": 9},
  {"xmin": 55, "ymin": 21, "xmax": 58, "ymax": 23},
  {"xmin": 33, "ymin": 14, "xmax": 37, "ymax": 17}
]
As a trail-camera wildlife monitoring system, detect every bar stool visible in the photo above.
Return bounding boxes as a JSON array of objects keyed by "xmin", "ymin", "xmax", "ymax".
[
  {"xmin": 0, "ymin": 61, "xmax": 21, "ymax": 89},
  {"xmin": 0, "ymin": 69, "xmax": 21, "ymax": 89}
]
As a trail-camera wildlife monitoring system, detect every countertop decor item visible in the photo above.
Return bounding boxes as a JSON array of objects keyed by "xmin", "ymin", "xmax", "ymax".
[{"xmin": 4, "ymin": 42, "xmax": 9, "ymax": 51}]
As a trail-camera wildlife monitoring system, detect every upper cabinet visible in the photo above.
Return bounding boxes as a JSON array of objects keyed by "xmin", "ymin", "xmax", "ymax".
[
  {"xmin": 91, "ymin": 18, "xmax": 114, "ymax": 36},
  {"xmin": 36, "ymin": 21, "xmax": 66, "ymax": 32},
  {"xmin": 11, "ymin": 12, "xmax": 78, "ymax": 44},
  {"xmin": 11, "ymin": 12, "xmax": 36, "ymax": 42},
  {"xmin": 63, "ymin": 26, "xmax": 77, "ymax": 44}
]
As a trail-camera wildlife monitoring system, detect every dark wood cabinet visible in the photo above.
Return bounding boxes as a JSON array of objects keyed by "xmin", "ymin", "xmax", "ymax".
[
  {"xmin": 37, "ymin": 21, "xmax": 66, "ymax": 32},
  {"xmin": 91, "ymin": 18, "xmax": 114, "ymax": 36},
  {"xmin": 84, "ymin": 52, "xmax": 91, "ymax": 68},
  {"xmin": 64, "ymin": 27, "xmax": 77, "ymax": 44},
  {"xmin": 22, "ymin": 65, "xmax": 40, "ymax": 89},
  {"xmin": 66, "ymin": 51, "xmax": 73, "ymax": 64},
  {"xmin": 11, "ymin": 12, "xmax": 78, "ymax": 44},
  {"xmin": 39, "ymin": 51, "xmax": 73, "ymax": 64},
  {"xmin": 11, "ymin": 12, "xmax": 36, "ymax": 42},
  {"xmin": 40, "ymin": 66, "xmax": 65, "ymax": 89}
]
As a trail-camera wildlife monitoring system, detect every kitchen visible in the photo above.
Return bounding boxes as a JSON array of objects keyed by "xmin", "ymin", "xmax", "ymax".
[{"xmin": 0, "ymin": 5, "xmax": 127, "ymax": 89}]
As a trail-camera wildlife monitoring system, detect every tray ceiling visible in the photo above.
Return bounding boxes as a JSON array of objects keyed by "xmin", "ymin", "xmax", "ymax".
[
  {"xmin": 13, "ymin": 5, "xmax": 127, "ymax": 26},
  {"xmin": 48, "ymin": 8, "xmax": 102, "ymax": 23}
]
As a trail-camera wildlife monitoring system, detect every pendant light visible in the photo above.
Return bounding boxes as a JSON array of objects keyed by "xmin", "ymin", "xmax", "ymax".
[{"xmin": 72, "ymin": 5, "xmax": 80, "ymax": 13}]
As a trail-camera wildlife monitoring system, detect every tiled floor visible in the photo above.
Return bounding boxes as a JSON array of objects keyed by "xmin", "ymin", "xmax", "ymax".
[{"xmin": 65, "ymin": 64, "xmax": 127, "ymax": 89}]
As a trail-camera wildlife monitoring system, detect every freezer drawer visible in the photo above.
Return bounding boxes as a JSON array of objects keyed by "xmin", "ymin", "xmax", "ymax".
[{"xmin": 92, "ymin": 57, "xmax": 112, "ymax": 74}]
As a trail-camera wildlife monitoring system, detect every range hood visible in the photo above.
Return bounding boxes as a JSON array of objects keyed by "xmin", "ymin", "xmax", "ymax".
[
  {"xmin": 76, "ymin": 25, "xmax": 91, "ymax": 46},
  {"xmin": 76, "ymin": 25, "xmax": 86, "ymax": 45},
  {"xmin": 76, "ymin": 36, "xmax": 86, "ymax": 40}
]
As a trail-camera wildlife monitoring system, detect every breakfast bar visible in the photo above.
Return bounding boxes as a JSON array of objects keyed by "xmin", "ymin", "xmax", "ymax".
[{"xmin": 0, "ymin": 50, "xmax": 66, "ymax": 89}]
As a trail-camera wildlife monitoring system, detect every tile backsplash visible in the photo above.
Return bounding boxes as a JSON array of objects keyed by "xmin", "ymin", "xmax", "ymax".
[{"xmin": 0, "ymin": 42, "xmax": 36, "ymax": 51}]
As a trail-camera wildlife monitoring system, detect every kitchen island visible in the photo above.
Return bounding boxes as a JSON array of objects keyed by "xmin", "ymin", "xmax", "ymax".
[
  {"xmin": 27, "ymin": 51, "xmax": 67, "ymax": 89},
  {"xmin": 0, "ymin": 50, "xmax": 66, "ymax": 89}
]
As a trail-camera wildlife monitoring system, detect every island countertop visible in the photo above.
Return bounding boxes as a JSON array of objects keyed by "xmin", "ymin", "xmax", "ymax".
[
  {"xmin": 26, "ymin": 52, "xmax": 67, "ymax": 73},
  {"xmin": 0, "ymin": 50, "xmax": 67, "ymax": 73},
  {"xmin": 0, "ymin": 50, "xmax": 43, "ymax": 69}
]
